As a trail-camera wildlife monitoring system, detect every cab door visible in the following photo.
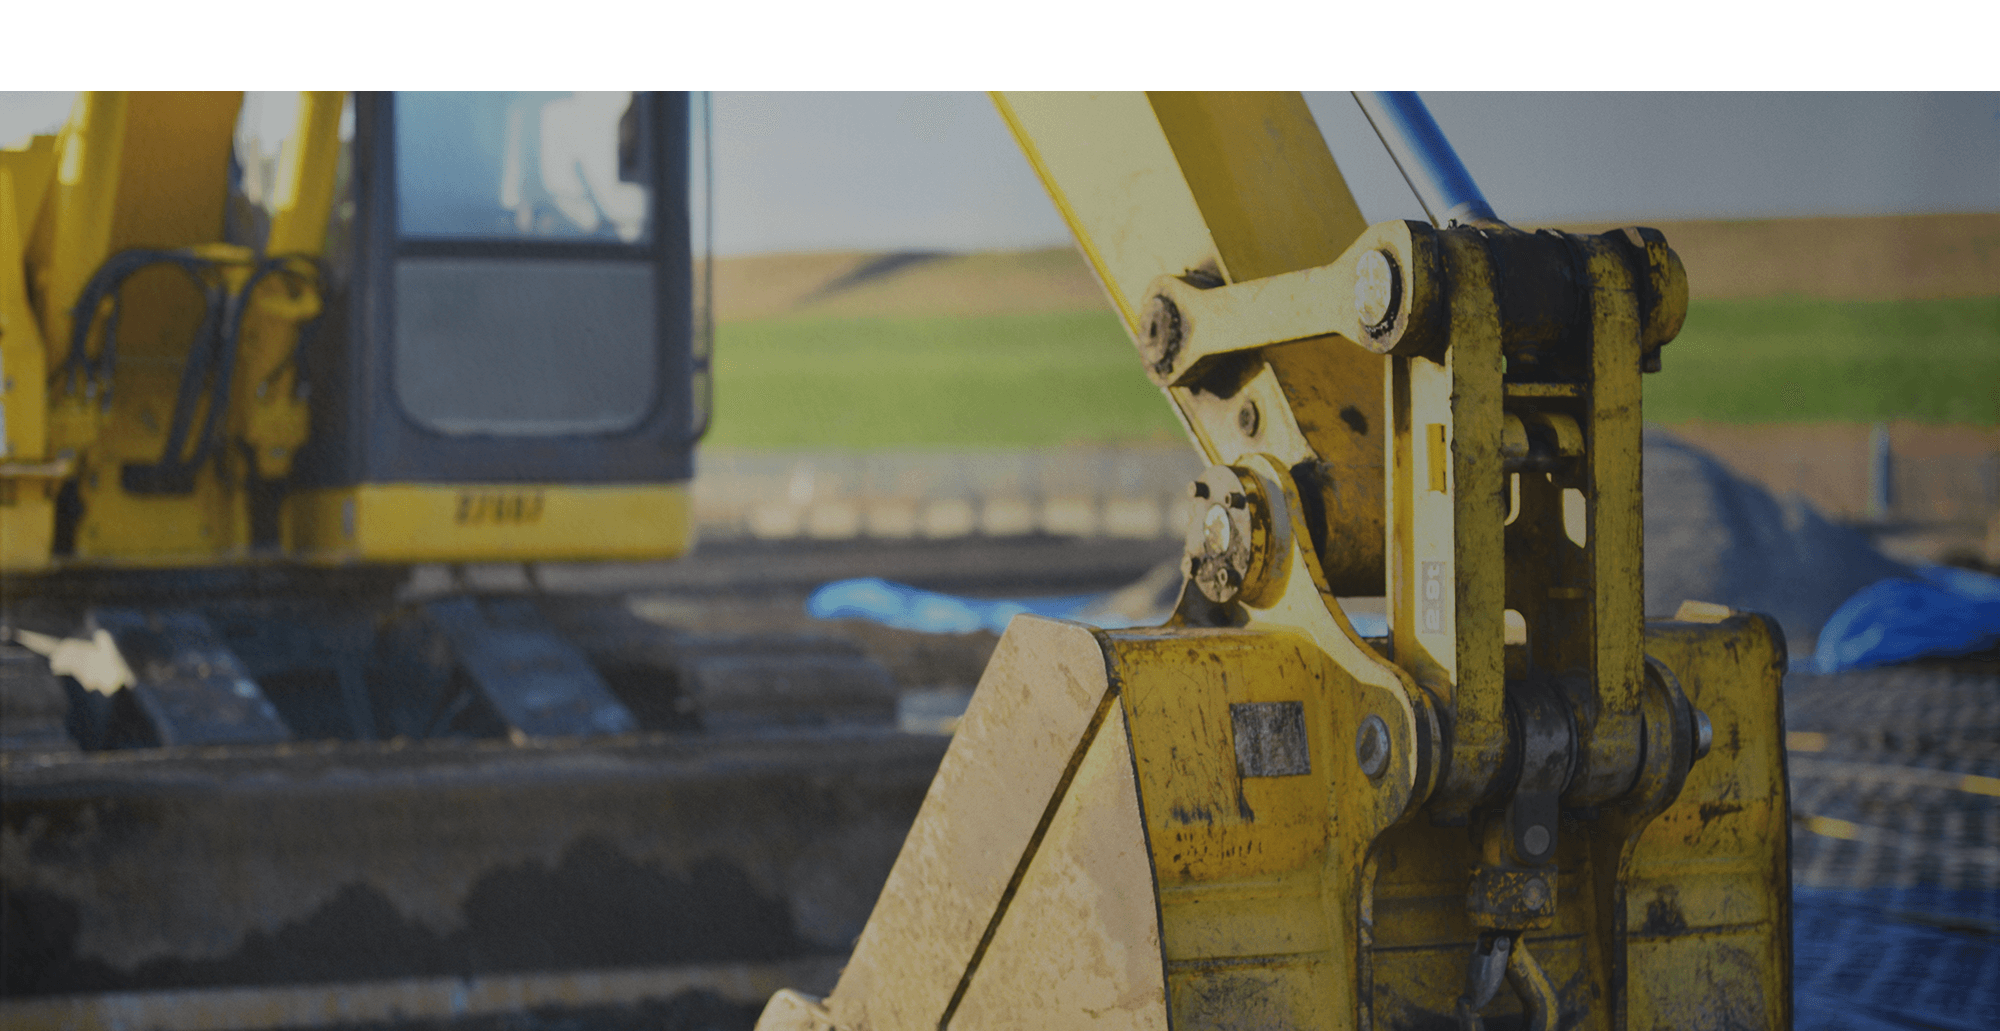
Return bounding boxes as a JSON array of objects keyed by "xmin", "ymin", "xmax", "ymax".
[{"xmin": 287, "ymin": 91, "xmax": 709, "ymax": 563}]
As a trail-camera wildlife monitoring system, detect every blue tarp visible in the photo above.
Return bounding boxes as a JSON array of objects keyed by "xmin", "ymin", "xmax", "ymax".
[
  {"xmin": 810, "ymin": 564, "xmax": 1999, "ymax": 672},
  {"xmin": 807, "ymin": 577, "xmax": 1390, "ymax": 637},
  {"xmin": 807, "ymin": 578, "xmax": 1119, "ymax": 635},
  {"xmin": 1814, "ymin": 565, "xmax": 2000, "ymax": 674}
]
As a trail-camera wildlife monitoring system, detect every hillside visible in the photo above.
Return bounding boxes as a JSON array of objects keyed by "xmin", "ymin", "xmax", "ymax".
[
  {"xmin": 1543, "ymin": 212, "xmax": 2000, "ymax": 301},
  {"xmin": 714, "ymin": 212, "xmax": 2000, "ymax": 323}
]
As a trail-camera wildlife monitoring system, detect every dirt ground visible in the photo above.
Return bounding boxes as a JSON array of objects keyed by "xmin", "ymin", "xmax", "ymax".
[
  {"xmin": 1660, "ymin": 420, "xmax": 2000, "ymax": 566},
  {"xmin": 714, "ymin": 212, "xmax": 2000, "ymax": 323},
  {"xmin": 1663, "ymin": 421, "xmax": 2000, "ymax": 518},
  {"xmin": 383, "ymin": 540, "xmax": 2000, "ymax": 1031},
  {"xmin": 1538, "ymin": 212, "xmax": 2000, "ymax": 302},
  {"xmin": 518, "ymin": 535, "xmax": 1180, "ymax": 694},
  {"xmin": 11, "ymin": 533, "xmax": 1993, "ymax": 1031}
]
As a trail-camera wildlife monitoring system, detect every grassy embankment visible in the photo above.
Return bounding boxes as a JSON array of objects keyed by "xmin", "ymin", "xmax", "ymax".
[
  {"xmin": 711, "ymin": 311, "xmax": 1177, "ymax": 448},
  {"xmin": 706, "ymin": 216, "xmax": 2000, "ymax": 449},
  {"xmin": 1646, "ymin": 296, "xmax": 1999, "ymax": 425}
]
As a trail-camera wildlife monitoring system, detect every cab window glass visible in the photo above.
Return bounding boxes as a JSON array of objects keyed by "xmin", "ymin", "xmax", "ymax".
[{"xmin": 395, "ymin": 91, "xmax": 650, "ymax": 243}]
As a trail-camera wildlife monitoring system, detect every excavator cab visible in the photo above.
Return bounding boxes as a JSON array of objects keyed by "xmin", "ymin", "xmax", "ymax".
[
  {"xmin": 1, "ymin": 93, "xmax": 727, "ymax": 743},
  {"xmin": 0, "ymin": 91, "xmax": 712, "ymax": 573},
  {"xmin": 287, "ymin": 91, "xmax": 710, "ymax": 564}
]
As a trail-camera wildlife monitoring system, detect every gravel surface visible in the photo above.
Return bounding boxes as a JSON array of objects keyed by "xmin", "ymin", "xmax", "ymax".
[
  {"xmin": 1786, "ymin": 665, "xmax": 2000, "ymax": 894},
  {"xmin": 313, "ymin": 992, "xmax": 761, "ymax": 1031},
  {"xmin": 1644, "ymin": 425, "xmax": 1912, "ymax": 652},
  {"xmin": 1786, "ymin": 663, "xmax": 2000, "ymax": 1030},
  {"xmin": 374, "ymin": 489, "xmax": 2000, "ymax": 1031}
]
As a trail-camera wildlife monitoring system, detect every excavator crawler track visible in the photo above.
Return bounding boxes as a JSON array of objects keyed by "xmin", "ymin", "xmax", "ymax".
[{"xmin": 0, "ymin": 538, "xmax": 1174, "ymax": 1030}]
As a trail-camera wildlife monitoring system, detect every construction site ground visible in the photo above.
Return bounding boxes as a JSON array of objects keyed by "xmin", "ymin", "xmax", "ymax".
[
  {"xmin": 7, "ymin": 530, "xmax": 1997, "ymax": 1031},
  {"xmin": 419, "ymin": 537, "xmax": 2000, "ymax": 1031},
  {"xmin": 8, "ymin": 559, "xmax": 1994, "ymax": 1018}
]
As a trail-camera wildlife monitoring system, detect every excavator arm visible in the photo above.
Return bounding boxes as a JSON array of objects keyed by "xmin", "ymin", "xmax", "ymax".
[
  {"xmin": 757, "ymin": 91, "xmax": 1790, "ymax": 1031},
  {"xmin": 0, "ymin": 92, "xmax": 337, "ymax": 564}
]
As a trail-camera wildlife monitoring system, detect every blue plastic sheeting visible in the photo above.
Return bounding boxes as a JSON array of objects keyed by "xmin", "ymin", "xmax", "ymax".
[
  {"xmin": 1793, "ymin": 885, "xmax": 2000, "ymax": 1031},
  {"xmin": 807, "ymin": 577, "xmax": 1391, "ymax": 637},
  {"xmin": 1815, "ymin": 565, "xmax": 2000, "ymax": 674},
  {"xmin": 807, "ymin": 578, "xmax": 1125, "ymax": 635}
]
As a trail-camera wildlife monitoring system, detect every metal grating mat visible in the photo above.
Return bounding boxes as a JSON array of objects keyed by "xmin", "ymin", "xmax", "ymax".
[{"xmin": 1793, "ymin": 885, "xmax": 2000, "ymax": 1031}]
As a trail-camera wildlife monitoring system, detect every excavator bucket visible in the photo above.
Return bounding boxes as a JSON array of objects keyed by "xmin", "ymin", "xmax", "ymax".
[
  {"xmin": 757, "ymin": 612, "xmax": 1788, "ymax": 1031},
  {"xmin": 772, "ymin": 616, "xmax": 1164, "ymax": 1031}
]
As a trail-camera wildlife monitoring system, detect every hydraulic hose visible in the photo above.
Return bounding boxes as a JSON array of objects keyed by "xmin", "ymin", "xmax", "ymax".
[
  {"xmin": 66, "ymin": 249, "xmax": 320, "ymax": 494},
  {"xmin": 1352, "ymin": 91, "xmax": 1500, "ymax": 227}
]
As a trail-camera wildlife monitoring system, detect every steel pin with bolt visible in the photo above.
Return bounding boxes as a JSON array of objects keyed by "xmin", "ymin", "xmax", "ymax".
[{"xmin": 1354, "ymin": 249, "xmax": 1400, "ymax": 333}]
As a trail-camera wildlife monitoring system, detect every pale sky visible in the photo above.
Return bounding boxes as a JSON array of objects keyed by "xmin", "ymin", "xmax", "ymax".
[
  {"xmin": 6, "ymin": 92, "xmax": 1996, "ymax": 256},
  {"xmin": 712, "ymin": 92, "xmax": 2000, "ymax": 255}
]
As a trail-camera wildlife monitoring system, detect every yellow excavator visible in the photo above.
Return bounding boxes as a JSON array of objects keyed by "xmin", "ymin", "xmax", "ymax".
[
  {"xmin": 753, "ymin": 92, "xmax": 1792, "ymax": 1031},
  {"xmin": 2, "ymin": 92, "xmax": 940, "ymax": 1028},
  {"xmin": 1, "ymin": 92, "xmax": 1790, "ymax": 1031}
]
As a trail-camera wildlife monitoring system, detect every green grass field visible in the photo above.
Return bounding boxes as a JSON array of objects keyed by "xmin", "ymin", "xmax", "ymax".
[
  {"xmin": 707, "ymin": 297, "xmax": 1999, "ymax": 448},
  {"xmin": 709, "ymin": 311, "xmax": 1180, "ymax": 448},
  {"xmin": 1644, "ymin": 295, "xmax": 1999, "ymax": 425}
]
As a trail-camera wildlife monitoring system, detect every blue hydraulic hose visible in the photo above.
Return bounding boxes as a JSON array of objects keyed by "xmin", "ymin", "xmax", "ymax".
[{"xmin": 1352, "ymin": 92, "xmax": 1499, "ymax": 227}]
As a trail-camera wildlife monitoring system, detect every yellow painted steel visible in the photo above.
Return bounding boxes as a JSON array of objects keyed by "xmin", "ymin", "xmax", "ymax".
[
  {"xmin": 996, "ymin": 91, "xmax": 1387, "ymax": 594},
  {"xmin": 238, "ymin": 92, "xmax": 345, "ymax": 481},
  {"xmin": 33, "ymin": 93, "xmax": 130, "ymax": 463},
  {"xmin": 1621, "ymin": 613, "xmax": 1791, "ymax": 1030},
  {"xmin": 759, "ymin": 91, "xmax": 1790, "ymax": 1030},
  {"xmin": 0, "ymin": 136, "xmax": 61, "ymax": 567},
  {"xmin": 2, "ymin": 93, "xmax": 256, "ymax": 566},
  {"xmin": 264, "ymin": 92, "xmax": 345, "ymax": 258},
  {"xmin": 1, "ymin": 136, "xmax": 56, "ymax": 462},
  {"xmin": 1386, "ymin": 231, "xmax": 1506, "ymax": 767},
  {"xmin": 284, "ymin": 483, "xmax": 693, "ymax": 564},
  {"xmin": 1115, "ymin": 627, "xmax": 1376, "ymax": 1028},
  {"xmin": 0, "ymin": 478, "xmax": 58, "ymax": 569},
  {"xmin": 34, "ymin": 93, "xmax": 131, "ymax": 371}
]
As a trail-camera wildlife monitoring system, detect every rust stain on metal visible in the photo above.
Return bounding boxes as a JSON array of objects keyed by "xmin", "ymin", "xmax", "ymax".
[
  {"xmin": 1641, "ymin": 887, "xmax": 1690, "ymax": 937},
  {"xmin": 1698, "ymin": 800, "xmax": 1746, "ymax": 825}
]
